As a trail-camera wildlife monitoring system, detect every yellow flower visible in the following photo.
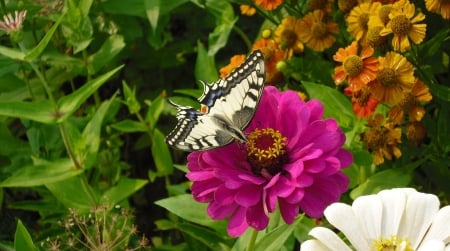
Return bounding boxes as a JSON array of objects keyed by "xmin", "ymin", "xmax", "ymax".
[
  {"xmin": 274, "ymin": 16, "xmax": 305, "ymax": 54},
  {"xmin": 297, "ymin": 10, "xmax": 338, "ymax": 52},
  {"xmin": 308, "ymin": 0, "xmax": 334, "ymax": 14},
  {"xmin": 380, "ymin": 0, "xmax": 427, "ymax": 52},
  {"xmin": 425, "ymin": 0, "xmax": 450, "ymax": 19},
  {"xmin": 368, "ymin": 52, "xmax": 415, "ymax": 105},
  {"xmin": 254, "ymin": 0, "xmax": 283, "ymax": 11},
  {"xmin": 240, "ymin": 5, "xmax": 256, "ymax": 16},
  {"xmin": 346, "ymin": 2, "xmax": 382, "ymax": 43},
  {"xmin": 406, "ymin": 121, "xmax": 426, "ymax": 146},
  {"xmin": 361, "ymin": 114, "xmax": 402, "ymax": 165}
]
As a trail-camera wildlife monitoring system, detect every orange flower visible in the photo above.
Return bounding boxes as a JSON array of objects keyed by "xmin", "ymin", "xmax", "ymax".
[
  {"xmin": 345, "ymin": 87, "xmax": 379, "ymax": 118},
  {"xmin": 274, "ymin": 16, "xmax": 305, "ymax": 55},
  {"xmin": 219, "ymin": 54, "xmax": 246, "ymax": 78},
  {"xmin": 380, "ymin": 0, "xmax": 427, "ymax": 52},
  {"xmin": 240, "ymin": 5, "xmax": 256, "ymax": 16},
  {"xmin": 400, "ymin": 78, "xmax": 432, "ymax": 122},
  {"xmin": 254, "ymin": 0, "xmax": 283, "ymax": 11},
  {"xmin": 252, "ymin": 38, "xmax": 285, "ymax": 84},
  {"xmin": 406, "ymin": 121, "xmax": 426, "ymax": 146},
  {"xmin": 368, "ymin": 52, "xmax": 415, "ymax": 105},
  {"xmin": 346, "ymin": 2, "xmax": 382, "ymax": 43},
  {"xmin": 360, "ymin": 114, "xmax": 402, "ymax": 165},
  {"xmin": 425, "ymin": 0, "xmax": 450, "ymax": 19},
  {"xmin": 308, "ymin": 0, "xmax": 334, "ymax": 14},
  {"xmin": 297, "ymin": 10, "xmax": 339, "ymax": 52},
  {"xmin": 333, "ymin": 41, "xmax": 379, "ymax": 92}
]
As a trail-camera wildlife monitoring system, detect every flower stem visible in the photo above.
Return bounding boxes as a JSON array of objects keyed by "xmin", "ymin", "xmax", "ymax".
[
  {"xmin": 233, "ymin": 25, "xmax": 252, "ymax": 52},
  {"xmin": 247, "ymin": 228, "xmax": 259, "ymax": 251}
]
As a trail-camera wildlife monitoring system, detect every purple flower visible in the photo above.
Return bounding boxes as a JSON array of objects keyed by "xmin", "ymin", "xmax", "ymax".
[
  {"xmin": 0, "ymin": 10, "xmax": 27, "ymax": 34},
  {"xmin": 186, "ymin": 86, "xmax": 352, "ymax": 237}
]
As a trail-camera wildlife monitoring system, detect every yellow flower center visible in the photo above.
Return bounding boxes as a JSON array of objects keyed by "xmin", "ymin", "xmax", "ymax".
[
  {"xmin": 343, "ymin": 55, "xmax": 363, "ymax": 76},
  {"xmin": 390, "ymin": 14, "xmax": 411, "ymax": 35},
  {"xmin": 281, "ymin": 29, "xmax": 298, "ymax": 49},
  {"xmin": 377, "ymin": 68, "xmax": 398, "ymax": 87},
  {"xmin": 247, "ymin": 128, "xmax": 288, "ymax": 178},
  {"xmin": 378, "ymin": 5, "xmax": 392, "ymax": 25},
  {"xmin": 371, "ymin": 236, "xmax": 413, "ymax": 251},
  {"xmin": 312, "ymin": 22, "xmax": 328, "ymax": 39},
  {"xmin": 358, "ymin": 13, "xmax": 370, "ymax": 30}
]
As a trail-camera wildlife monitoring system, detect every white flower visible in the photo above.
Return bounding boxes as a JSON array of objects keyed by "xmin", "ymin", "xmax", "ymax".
[
  {"xmin": 301, "ymin": 188, "xmax": 450, "ymax": 251},
  {"xmin": 0, "ymin": 10, "xmax": 27, "ymax": 34}
]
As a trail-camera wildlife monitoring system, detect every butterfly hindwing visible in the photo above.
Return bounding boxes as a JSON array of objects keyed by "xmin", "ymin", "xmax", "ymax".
[{"xmin": 166, "ymin": 50, "xmax": 265, "ymax": 151}]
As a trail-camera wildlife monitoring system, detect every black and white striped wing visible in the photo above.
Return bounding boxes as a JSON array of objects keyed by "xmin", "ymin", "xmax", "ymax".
[{"xmin": 165, "ymin": 50, "xmax": 265, "ymax": 151}]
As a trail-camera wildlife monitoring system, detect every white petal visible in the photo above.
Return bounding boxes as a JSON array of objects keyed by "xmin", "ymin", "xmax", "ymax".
[
  {"xmin": 446, "ymin": 245, "xmax": 450, "ymax": 251},
  {"xmin": 398, "ymin": 190, "xmax": 440, "ymax": 249},
  {"xmin": 324, "ymin": 203, "xmax": 370, "ymax": 250},
  {"xmin": 300, "ymin": 240, "xmax": 332, "ymax": 251},
  {"xmin": 422, "ymin": 206, "xmax": 450, "ymax": 243},
  {"xmin": 352, "ymin": 194, "xmax": 382, "ymax": 240},
  {"xmin": 378, "ymin": 188, "xmax": 407, "ymax": 236},
  {"xmin": 307, "ymin": 227, "xmax": 353, "ymax": 251},
  {"xmin": 417, "ymin": 239, "xmax": 445, "ymax": 251}
]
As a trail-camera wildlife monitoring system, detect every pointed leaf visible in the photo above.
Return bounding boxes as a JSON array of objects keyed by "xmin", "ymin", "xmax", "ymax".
[
  {"xmin": 57, "ymin": 65, "xmax": 123, "ymax": 122},
  {"xmin": 87, "ymin": 35, "xmax": 125, "ymax": 75},
  {"xmin": 254, "ymin": 220, "xmax": 297, "ymax": 251},
  {"xmin": 100, "ymin": 178, "xmax": 148, "ymax": 206},
  {"xmin": 145, "ymin": 0, "xmax": 160, "ymax": 30},
  {"xmin": 0, "ymin": 46, "xmax": 25, "ymax": 60},
  {"xmin": 0, "ymin": 100, "xmax": 56, "ymax": 124},
  {"xmin": 14, "ymin": 220, "xmax": 37, "ymax": 251},
  {"xmin": 151, "ymin": 128, "xmax": 173, "ymax": 176},
  {"xmin": 111, "ymin": 119, "xmax": 148, "ymax": 133},
  {"xmin": 195, "ymin": 42, "xmax": 218, "ymax": 84},
  {"xmin": 0, "ymin": 158, "xmax": 82, "ymax": 187}
]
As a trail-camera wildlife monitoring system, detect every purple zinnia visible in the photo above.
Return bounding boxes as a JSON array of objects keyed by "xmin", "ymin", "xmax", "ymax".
[{"xmin": 186, "ymin": 86, "xmax": 352, "ymax": 237}]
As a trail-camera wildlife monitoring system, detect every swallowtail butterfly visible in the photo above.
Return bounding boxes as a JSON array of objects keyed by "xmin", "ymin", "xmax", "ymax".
[{"xmin": 165, "ymin": 50, "xmax": 266, "ymax": 151}]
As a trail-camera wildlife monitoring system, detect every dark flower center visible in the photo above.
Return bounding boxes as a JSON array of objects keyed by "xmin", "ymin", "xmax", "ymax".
[
  {"xmin": 358, "ymin": 13, "xmax": 370, "ymax": 30},
  {"xmin": 281, "ymin": 29, "xmax": 298, "ymax": 49},
  {"xmin": 343, "ymin": 55, "xmax": 363, "ymax": 76},
  {"xmin": 247, "ymin": 128, "xmax": 288, "ymax": 178},
  {"xmin": 391, "ymin": 15, "xmax": 411, "ymax": 35},
  {"xmin": 377, "ymin": 68, "xmax": 398, "ymax": 87},
  {"xmin": 312, "ymin": 22, "xmax": 328, "ymax": 39}
]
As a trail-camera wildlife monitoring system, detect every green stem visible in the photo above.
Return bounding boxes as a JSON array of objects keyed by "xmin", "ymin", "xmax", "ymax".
[
  {"xmin": 247, "ymin": 228, "xmax": 259, "ymax": 251},
  {"xmin": 59, "ymin": 122, "xmax": 83, "ymax": 170},
  {"xmin": 233, "ymin": 26, "xmax": 252, "ymax": 52}
]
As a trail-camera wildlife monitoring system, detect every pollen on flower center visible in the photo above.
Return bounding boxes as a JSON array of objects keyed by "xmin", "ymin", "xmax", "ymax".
[
  {"xmin": 247, "ymin": 128, "xmax": 288, "ymax": 177},
  {"xmin": 371, "ymin": 236, "xmax": 414, "ymax": 251},
  {"xmin": 377, "ymin": 68, "xmax": 398, "ymax": 87},
  {"xmin": 343, "ymin": 55, "xmax": 364, "ymax": 76},
  {"xmin": 281, "ymin": 29, "xmax": 298, "ymax": 48},
  {"xmin": 390, "ymin": 15, "xmax": 411, "ymax": 35}
]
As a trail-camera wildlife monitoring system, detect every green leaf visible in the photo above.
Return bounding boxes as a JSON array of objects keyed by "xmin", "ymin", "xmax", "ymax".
[
  {"xmin": 177, "ymin": 222, "xmax": 233, "ymax": 249},
  {"xmin": 111, "ymin": 119, "xmax": 148, "ymax": 133},
  {"xmin": 0, "ymin": 158, "xmax": 83, "ymax": 187},
  {"xmin": 0, "ymin": 100, "xmax": 56, "ymax": 124},
  {"xmin": 14, "ymin": 220, "xmax": 37, "ymax": 251},
  {"xmin": 87, "ymin": 35, "xmax": 125, "ymax": 75},
  {"xmin": 0, "ymin": 46, "xmax": 25, "ymax": 60},
  {"xmin": 57, "ymin": 65, "xmax": 123, "ymax": 122},
  {"xmin": 100, "ymin": 0, "xmax": 146, "ymax": 17},
  {"xmin": 254, "ymin": 220, "xmax": 297, "ymax": 251},
  {"xmin": 46, "ymin": 175, "xmax": 99, "ymax": 211},
  {"xmin": 205, "ymin": 0, "xmax": 237, "ymax": 55},
  {"xmin": 79, "ymin": 0, "xmax": 94, "ymax": 16},
  {"xmin": 122, "ymin": 80, "xmax": 141, "ymax": 114},
  {"xmin": 25, "ymin": 13, "xmax": 65, "ymax": 61},
  {"xmin": 100, "ymin": 178, "xmax": 148, "ymax": 207},
  {"xmin": 195, "ymin": 42, "xmax": 218, "ymax": 84},
  {"xmin": 350, "ymin": 169, "xmax": 412, "ymax": 199},
  {"xmin": 145, "ymin": 0, "xmax": 160, "ymax": 30},
  {"xmin": 146, "ymin": 92, "xmax": 166, "ymax": 128},
  {"xmin": 302, "ymin": 81, "xmax": 355, "ymax": 129},
  {"xmin": 155, "ymin": 194, "xmax": 227, "ymax": 232},
  {"xmin": 151, "ymin": 128, "xmax": 174, "ymax": 177}
]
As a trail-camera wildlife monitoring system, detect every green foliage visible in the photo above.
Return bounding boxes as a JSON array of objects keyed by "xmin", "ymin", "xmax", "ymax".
[{"xmin": 0, "ymin": 0, "xmax": 448, "ymax": 250}]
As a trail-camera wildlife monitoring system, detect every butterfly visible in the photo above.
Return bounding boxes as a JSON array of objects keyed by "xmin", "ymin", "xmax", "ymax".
[{"xmin": 165, "ymin": 50, "xmax": 266, "ymax": 151}]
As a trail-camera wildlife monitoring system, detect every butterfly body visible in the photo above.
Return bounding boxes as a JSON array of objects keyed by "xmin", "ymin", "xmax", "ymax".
[{"xmin": 166, "ymin": 50, "xmax": 265, "ymax": 151}]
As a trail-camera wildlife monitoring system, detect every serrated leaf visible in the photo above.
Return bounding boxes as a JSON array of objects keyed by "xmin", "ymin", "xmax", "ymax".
[
  {"xmin": 0, "ymin": 100, "xmax": 56, "ymax": 124},
  {"xmin": 57, "ymin": 65, "xmax": 123, "ymax": 122},
  {"xmin": 14, "ymin": 220, "xmax": 37, "ymax": 251},
  {"xmin": 0, "ymin": 158, "xmax": 82, "ymax": 187}
]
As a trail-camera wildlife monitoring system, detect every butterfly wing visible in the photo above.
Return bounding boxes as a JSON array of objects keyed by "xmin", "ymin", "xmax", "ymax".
[
  {"xmin": 166, "ymin": 50, "xmax": 266, "ymax": 151},
  {"xmin": 165, "ymin": 102, "xmax": 234, "ymax": 151}
]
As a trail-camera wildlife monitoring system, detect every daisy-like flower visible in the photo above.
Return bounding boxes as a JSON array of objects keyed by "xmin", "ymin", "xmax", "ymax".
[
  {"xmin": 333, "ymin": 41, "xmax": 379, "ymax": 92},
  {"xmin": 219, "ymin": 54, "xmax": 247, "ymax": 78},
  {"xmin": 308, "ymin": 0, "xmax": 334, "ymax": 14},
  {"xmin": 380, "ymin": 0, "xmax": 427, "ymax": 52},
  {"xmin": 394, "ymin": 78, "xmax": 433, "ymax": 123},
  {"xmin": 406, "ymin": 121, "xmax": 426, "ymax": 146},
  {"xmin": 274, "ymin": 16, "xmax": 305, "ymax": 55},
  {"xmin": 366, "ymin": 4, "xmax": 392, "ymax": 47},
  {"xmin": 425, "ymin": 0, "xmax": 450, "ymax": 19},
  {"xmin": 186, "ymin": 86, "xmax": 352, "ymax": 237},
  {"xmin": 345, "ymin": 87, "xmax": 379, "ymax": 118},
  {"xmin": 254, "ymin": 0, "xmax": 283, "ymax": 11},
  {"xmin": 301, "ymin": 188, "xmax": 450, "ymax": 251},
  {"xmin": 252, "ymin": 38, "xmax": 286, "ymax": 85},
  {"xmin": 346, "ymin": 2, "xmax": 382, "ymax": 43},
  {"xmin": 240, "ymin": 5, "xmax": 256, "ymax": 16},
  {"xmin": 360, "ymin": 114, "xmax": 402, "ymax": 165},
  {"xmin": 368, "ymin": 51, "xmax": 415, "ymax": 105},
  {"xmin": 297, "ymin": 10, "xmax": 339, "ymax": 52},
  {"xmin": 337, "ymin": 0, "xmax": 358, "ymax": 14},
  {"xmin": 0, "ymin": 10, "xmax": 27, "ymax": 34}
]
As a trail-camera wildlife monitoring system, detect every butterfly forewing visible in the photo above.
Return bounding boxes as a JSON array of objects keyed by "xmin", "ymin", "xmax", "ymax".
[{"xmin": 165, "ymin": 50, "xmax": 266, "ymax": 151}]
